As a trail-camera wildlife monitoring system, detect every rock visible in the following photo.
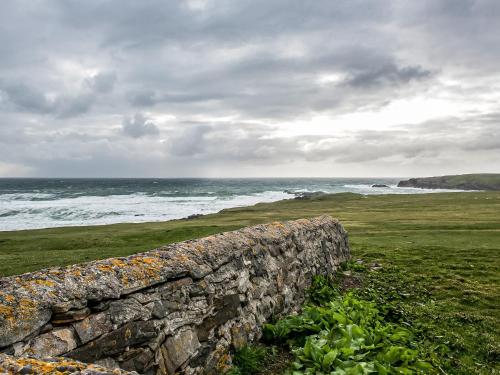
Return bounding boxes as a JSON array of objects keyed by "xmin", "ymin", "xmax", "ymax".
[
  {"xmin": 52, "ymin": 307, "xmax": 91, "ymax": 325},
  {"xmin": 160, "ymin": 328, "xmax": 200, "ymax": 374},
  {"xmin": 109, "ymin": 298, "xmax": 152, "ymax": 326},
  {"xmin": 66, "ymin": 320, "xmax": 160, "ymax": 363},
  {"xmin": 369, "ymin": 262, "xmax": 383, "ymax": 271},
  {"xmin": 94, "ymin": 357, "xmax": 120, "ymax": 370},
  {"xmin": 26, "ymin": 327, "xmax": 78, "ymax": 357},
  {"xmin": 197, "ymin": 294, "xmax": 241, "ymax": 342},
  {"xmin": 286, "ymin": 191, "xmax": 327, "ymax": 200},
  {"xmin": 120, "ymin": 347, "xmax": 155, "ymax": 373},
  {"xmin": 372, "ymin": 184, "xmax": 389, "ymax": 188},
  {"xmin": 151, "ymin": 300, "xmax": 170, "ymax": 319},
  {"xmin": 72, "ymin": 312, "xmax": 113, "ymax": 344},
  {"xmin": 0, "ymin": 353, "xmax": 137, "ymax": 374},
  {"xmin": 185, "ymin": 214, "xmax": 204, "ymax": 220},
  {"xmin": 230, "ymin": 325, "xmax": 249, "ymax": 350}
]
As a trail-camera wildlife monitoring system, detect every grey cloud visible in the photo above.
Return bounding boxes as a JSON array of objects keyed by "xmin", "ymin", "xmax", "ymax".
[
  {"xmin": 86, "ymin": 72, "xmax": 117, "ymax": 93},
  {"xmin": 0, "ymin": 1, "xmax": 499, "ymax": 176},
  {"xmin": 1, "ymin": 82, "xmax": 53, "ymax": 113},
  {"xmin": 165, "ymin": 114, "xmax": 500, "ymax": 165},
  {"xmin": 121, "ymin": 113, "xmax": 160, "ymax": 138},
  {"xmin": 346, "ymin": 64, "xmax": 432, "ymax": 88},
  {"xmin": 129, "ymin": 90, "xmax": 157, "ymax": 107}
]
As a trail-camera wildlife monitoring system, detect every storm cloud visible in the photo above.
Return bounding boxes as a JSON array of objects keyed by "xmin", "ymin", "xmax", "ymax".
[{"xmin": 0, "ymin": 0, "xmax": 499, "ymax": 177}]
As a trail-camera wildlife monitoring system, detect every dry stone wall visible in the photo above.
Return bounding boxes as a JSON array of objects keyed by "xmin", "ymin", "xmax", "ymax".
[{"xmin": 0, "ymin": 216, "xmax": 350, "ymax": 374}]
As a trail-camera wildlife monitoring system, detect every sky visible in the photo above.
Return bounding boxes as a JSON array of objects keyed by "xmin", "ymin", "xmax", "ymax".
[{"xmin": 0, "ymin": 0, "xmax": 499, "ymax": 178}]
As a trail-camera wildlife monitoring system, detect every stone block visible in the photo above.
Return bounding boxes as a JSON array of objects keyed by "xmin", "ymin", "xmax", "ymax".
[
  {"xmin": 73, "ymin": 312, "xmax": 113, "ymax": 344},
  {"xmin": 109, "ymin": 298, "xmax": 152, "ymax": 326},
  {"xmin": 27, "ymin": 327, "xmax": 78, "ymax": 357},
  {"xmin": 161, "ymin": 328, "xmax": 200, "ymax": 374},
  {"xmin": 52, "ymin": 307, "xmax": 91, "ymax": 325},
  {"xmin": 66, "ymin": 320, "xmax": 160, "ymax": 363}
]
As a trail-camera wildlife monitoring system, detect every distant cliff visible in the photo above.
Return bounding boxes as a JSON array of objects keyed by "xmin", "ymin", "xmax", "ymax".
[{"xmin": 398, "ymin": 174, "xmax": 500, "ymax": 191}]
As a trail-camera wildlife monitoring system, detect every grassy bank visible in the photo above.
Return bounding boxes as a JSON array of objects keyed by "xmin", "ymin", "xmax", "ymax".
[
  {"xmin": 397, "ymin": 173, "xmax": 500, "ymax": 190},
  {"xmin": 1, "ymin": 192, "xmax": 499, "ymax": 372}
]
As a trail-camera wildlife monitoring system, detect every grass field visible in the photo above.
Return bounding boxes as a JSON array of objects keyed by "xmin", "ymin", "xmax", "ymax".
[{"xmin": 1, "ymin": 192, "xmax": 499, "ymax": 373}]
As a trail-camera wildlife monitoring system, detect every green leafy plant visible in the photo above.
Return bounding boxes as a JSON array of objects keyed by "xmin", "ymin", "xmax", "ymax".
[{"xmin": 264, "ymin": 276, "xmax": 440, "ymax": 374}]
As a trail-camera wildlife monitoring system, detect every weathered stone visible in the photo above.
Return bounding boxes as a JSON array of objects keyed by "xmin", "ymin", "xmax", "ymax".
[
  {"xmin": 40, "ymin": 322, "xmax": 53, "ymax": 334},
  {"xmin": 66, "ymin": 320, "xmax": 160, "ymax": 363},
  {"xmin": 94, "ymin": 357, "xmax": 120, "ymax": 370},
  {"xmin": 197, "ymin": 294, "xmax": 241, "ymax": 342},
  {"xmin": 151, "ymin": 300, "xmax": 170, "ymax": 319},
  {"xmin": 161, "ymin": 328, "xmax": 200, "ymax": 374},
  {"xmin": 88, "ymin": 300, "xmax": 111, "ymax": 312},
  {"xmin": 25, "ymin": 327, "xmax": 78, "ymax": 357},
  {"xmin": 120, "ymin": 347, "xmax": 154, "ymax": 373},
  {"xmin": 230, "ymin": 324, "xmax": 248, "ymax": 350},
  {"xmin": 73, "ymin": 312, "xmax": 113, "ymax": 344},
  {"xmin": 0, "ymin": 353, "xmax": 136, "ymax": 374},
  {"xmin": 0, "ymin": 306, "xmax": 51, "ymax": 348},
  {"xmin": 130, "ymin": 292, "xmax": 160, "ymax": 304},
  {"xmin": 109, "ymin": 298, "xmax": 152, "ymax": 326},
  {"xmin": 52, "ymin": 307, "xmax": 91, "ymax": 325},
  {"xmin": 0, "ymin": 216, "xmax": 350, "ymax": 374}
]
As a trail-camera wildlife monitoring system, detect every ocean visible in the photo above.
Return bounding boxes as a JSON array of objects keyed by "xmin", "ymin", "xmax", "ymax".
[{"xmin": 0, "ymin": 178, "xmax": 456, "ymax": 231}]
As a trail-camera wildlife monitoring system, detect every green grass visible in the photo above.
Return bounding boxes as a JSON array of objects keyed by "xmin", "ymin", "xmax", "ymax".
[
  {"xmin": 398, "ymin": 173, "xmax": 500, "ymax": 190},
  {"xmin": 0, "ymin": 191, "xmax": 499, "ymax": 372}
]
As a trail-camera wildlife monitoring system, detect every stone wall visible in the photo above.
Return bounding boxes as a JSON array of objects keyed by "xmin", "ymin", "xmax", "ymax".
[{"xmin": 0, "ymin": 216, "xmax": 350, "ymax": 374}]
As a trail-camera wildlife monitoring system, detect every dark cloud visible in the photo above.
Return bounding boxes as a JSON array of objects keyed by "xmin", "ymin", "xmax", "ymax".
[{"xmin": 346, "ymin": 64, "xmax": 432, "ymax": 88}]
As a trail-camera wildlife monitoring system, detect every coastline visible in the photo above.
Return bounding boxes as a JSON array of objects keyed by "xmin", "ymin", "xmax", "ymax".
[{"xmin": 0, "ymin": 183, "xmax": 467, "ymax": 232}]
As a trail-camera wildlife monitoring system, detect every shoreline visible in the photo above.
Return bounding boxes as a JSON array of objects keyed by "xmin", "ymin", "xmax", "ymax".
[{"xmin": 0, "ymin": 189, "xmax": 472, "ymax": 233}]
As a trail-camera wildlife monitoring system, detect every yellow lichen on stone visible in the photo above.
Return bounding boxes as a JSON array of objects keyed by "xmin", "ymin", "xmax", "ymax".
[
  {"xmin": 97, "ymin": 264, "xmax": 114, "ymax": 272},
  {"xmin": 0, "ymin": 303, "xmax": 14, "ymax": 319},
  {"xmin": 33, "ymin": 279, "xmax": 56, "ymax": 287},
  {"xmin": 5, "ymin": 356, "xmax": 119, "ymax": 375},
  {"xmin": 138, "ymin": 256, "xmax": 158, "ymax": 264},
  {"xmin": 18, "ymin": 298, "xmax": 38, "ymax": 318},
  {"xmin": 110, "ymin": 259, "xmax": 127, "ymax": 268}
]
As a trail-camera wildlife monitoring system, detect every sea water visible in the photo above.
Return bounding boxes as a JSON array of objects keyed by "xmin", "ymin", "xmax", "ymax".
[{"xmin": 0, "ymin": 178, "xmax": 457, "ymax": 231}]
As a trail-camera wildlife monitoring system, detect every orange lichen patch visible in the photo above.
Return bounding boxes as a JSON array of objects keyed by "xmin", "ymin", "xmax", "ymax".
[
  {"xmin": 3, "ymin": 295, "xmax": 15, "ymax": 303},
  {"xmin": 97, "ymin": 264, "xmax": 114, "ymax": 272},
  {"xmin": 69, "ymin": 269, "xmax": 82, "ymax": 277},
  {"xmin": 0, "ymin": 304, "xmax": 15, "ymax": 319},
  {"xmin": 138, "ymin": 256, "xmax": 158, "ymax": 264},
  {"xmin": 110, "ymin": 259, "xmax": 127, "ymax": 268}
]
